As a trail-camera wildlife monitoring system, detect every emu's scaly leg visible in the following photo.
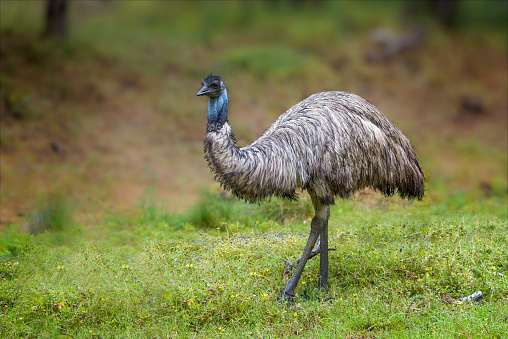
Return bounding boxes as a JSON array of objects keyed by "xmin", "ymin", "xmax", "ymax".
[
  {"xmin": 282, "ymin": 236, "xmax": 336, "ymax": 281},
  {"xmin": 283, "ymin": 215, "xmax": 322, "ymax": 299},
  {"xmin": 308, "ymin": 190, "xmax": 331, "ymax": 290},
  {"xmin": 318, "ymin": 209, "xmax": 330, "ymax": 290},
  {"xmin": 282, "ymin": 188, "xmax": 331, "ymax": 300},
  {"xmin": 282, "ymin": 236, "xmax": 336, "ymax": 277}
]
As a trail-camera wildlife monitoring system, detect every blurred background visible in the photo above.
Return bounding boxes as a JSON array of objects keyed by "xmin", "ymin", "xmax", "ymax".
[{"xmin": 0, "ymin": 0, "xmax": 506, "ymax": 231}]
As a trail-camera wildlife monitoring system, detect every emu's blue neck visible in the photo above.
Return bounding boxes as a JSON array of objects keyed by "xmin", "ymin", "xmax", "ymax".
[{"xmin": 207, "ymin": 89, "xmax": 228, "ymax": 132}]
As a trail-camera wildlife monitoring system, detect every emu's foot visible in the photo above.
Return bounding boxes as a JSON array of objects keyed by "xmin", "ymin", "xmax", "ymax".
[
  {"xmin": 278, "ymin": 290, "xmax": 335, "ymax": 304},
  {"xmin": 277, "ymin": 290, "xmax": 294, "ymax": 305},
  {"xmin": 318, "ymin": 279, "xmax": 330, "ymax": 291}
]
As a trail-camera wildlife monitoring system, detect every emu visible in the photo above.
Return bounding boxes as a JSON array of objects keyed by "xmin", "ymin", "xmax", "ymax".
[{"xmin": 197, "ymin": 75, "xmax": 424, "ymax": 299}]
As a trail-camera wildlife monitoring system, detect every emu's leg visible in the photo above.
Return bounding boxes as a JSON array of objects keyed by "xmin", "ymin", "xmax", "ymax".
[
  {"xmin": 283, "ymin": 187, "xmax": 331, "ymax": 300},
  {"xmin": 318, "ymin": 207, "xmax": 330, "ymax": 290},
  {"xmin": 308, "ymin": 189, "xmax": 331, "ymax": 290},
  {"xmin": 283, "ymin": 236, "xmax": 336, "ymax": 277},
  {"xmin": 283, "ymin": 213, "xmax": 322, "ymax": 299}
]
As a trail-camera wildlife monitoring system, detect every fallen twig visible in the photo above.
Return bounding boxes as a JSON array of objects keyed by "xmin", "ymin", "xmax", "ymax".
[{"xmin": 443, "ymin": 291, "xmax": 483, "ymax": 305}]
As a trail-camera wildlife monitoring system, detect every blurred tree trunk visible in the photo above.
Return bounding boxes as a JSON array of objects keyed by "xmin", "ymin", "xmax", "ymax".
[
  {"xmin": 44, "ymin": 0, "xmax": 69, "ymax": 38},
  {"xmin": 429, "ymin": 0, "xmax": 459, "ymax": 28},
  {"xmin": 404, "ymin": 0, "xmax": 460, "ymax": 29}
]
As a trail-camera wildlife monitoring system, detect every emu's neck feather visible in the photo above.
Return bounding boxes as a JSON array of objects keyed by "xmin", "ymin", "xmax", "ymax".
[
  {"xmin": 207, "ymin": 89, "xmax": 228, "ymax": 132},
  {"xmin": 204, "ymin": 123, "xmax": 239, "ymax": 184},
  {"xmin": 203, "ymin": 122, "xmax": 298, "ymax": 203}
]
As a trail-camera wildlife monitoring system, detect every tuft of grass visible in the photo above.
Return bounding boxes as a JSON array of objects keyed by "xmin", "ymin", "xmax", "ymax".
[
  {"xmin": 182, "ymin": 190, "xmax": 315, "ymax": 230},
  {"xmin": 259, "ymin": 195, "xmax": 314, "ymax": 224},
  {"xmin": 0, "ymin": 231, "xmax": 32, "ymax": 261},
  {"xmin": 27, "ymin": 194, "xmax": 76, "ymax": 234},
  {"xmin": 184, "ymin": 191, "xmax": 236, "ymax": 228}
]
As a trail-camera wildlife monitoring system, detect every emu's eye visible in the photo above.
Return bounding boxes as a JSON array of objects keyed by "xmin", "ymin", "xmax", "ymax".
[{"xmin": 212, "ymin": 84, "xmax": 219, "ymax": 89}]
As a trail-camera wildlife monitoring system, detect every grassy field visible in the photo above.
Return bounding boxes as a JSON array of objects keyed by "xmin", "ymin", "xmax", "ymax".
[
  {"xmin": 1, "ymin": 194, "xmax": 507, "ymax": 338},
  {"xmin": 0, "ymin": 0, "xmax": 507, "ymax": 338}
]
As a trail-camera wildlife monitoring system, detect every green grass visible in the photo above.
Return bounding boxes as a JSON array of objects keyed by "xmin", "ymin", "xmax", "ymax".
[{"xmin": 1, "ymin": 193, "xmax": 507, "ymax": 338}]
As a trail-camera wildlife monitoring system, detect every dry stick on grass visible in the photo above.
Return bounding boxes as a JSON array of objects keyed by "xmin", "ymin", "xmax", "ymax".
[{"xmin": 442, "ymin": 291, "xmax": 484, "ymax": 305}]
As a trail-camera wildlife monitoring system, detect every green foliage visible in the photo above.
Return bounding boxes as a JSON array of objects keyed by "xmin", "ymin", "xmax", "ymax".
[
  {"xmin": 0, "ymin": 231, "xmax": 32, "ymax": 261},
  {"xmin": 137, "ymin": 197, "xmax": 175, "ymax": 227},
  {"xmin": 184, "ymin": 191, "xmax": 237, "ymax": 228},
  {"xmin": 457, "ymin": 0, "xmax": 508, "ymax": 31},
  {"xmin": 219, "ymin": 46, "xmax": 327, "ymax": 81},
  {"xmin": 27, "ymin": 194, "xmax": 76, "ymax": 234},
  {"xmin": 259, "ymin": 195, "xmax": 314, "ymax": 224},
  {"xmin": 181, "ymin": 191, "xmax": 314, "ymax": 229}
]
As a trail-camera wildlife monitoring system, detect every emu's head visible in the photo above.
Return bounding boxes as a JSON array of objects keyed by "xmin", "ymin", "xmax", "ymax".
[
  {"xmin": 198, "ymin": 75, "xmax": 229, "ymax": 132},
  {"xmin": 197, "ymin": 74, "xmax": 225, "ymax": 98}
]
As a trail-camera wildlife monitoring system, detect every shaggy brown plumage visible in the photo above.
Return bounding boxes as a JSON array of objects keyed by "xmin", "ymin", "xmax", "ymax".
[{"xmin": 204, "ymin": 91, "xmax": 424, "ymax": 204}]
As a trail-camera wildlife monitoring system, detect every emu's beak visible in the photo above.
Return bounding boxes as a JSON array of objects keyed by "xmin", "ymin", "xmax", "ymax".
[{"xmin": 196, "ymin": 86, "xmax": 208, "ymax": 96}]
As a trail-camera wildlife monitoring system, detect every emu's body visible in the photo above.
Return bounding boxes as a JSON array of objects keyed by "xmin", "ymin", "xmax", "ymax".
[{"xmin": 197, "ymin": 75, "xmax": 424, "ymax": 298}]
